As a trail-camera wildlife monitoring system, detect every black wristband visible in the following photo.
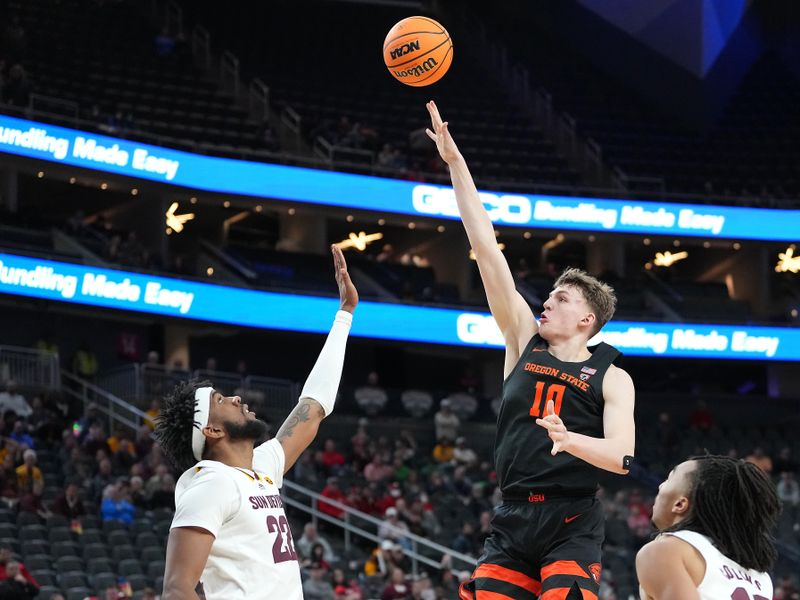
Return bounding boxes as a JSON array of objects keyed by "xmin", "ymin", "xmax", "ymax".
[{"xmin": 623, "ymin": 455, "xmax": 634, "ymax": 470}]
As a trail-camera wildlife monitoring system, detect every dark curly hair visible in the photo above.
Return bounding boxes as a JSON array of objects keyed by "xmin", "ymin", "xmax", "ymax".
[
  {"xmin": 153, "ymin": 379, "xmax": 213, "ymax": 472},
  {"xmin": 665, "ymin": 455, "xmax": 780, "ymax": 572}
]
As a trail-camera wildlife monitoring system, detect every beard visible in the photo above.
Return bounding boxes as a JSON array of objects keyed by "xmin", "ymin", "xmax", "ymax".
[{"xmin": 224, "ymin": 418, "xmax": 269, "ymax": 445}]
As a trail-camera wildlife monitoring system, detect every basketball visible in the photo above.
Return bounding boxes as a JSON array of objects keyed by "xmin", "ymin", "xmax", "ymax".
[{"xmin": 383, "ymin": 16, "xmax": 453, "ymax": 87}]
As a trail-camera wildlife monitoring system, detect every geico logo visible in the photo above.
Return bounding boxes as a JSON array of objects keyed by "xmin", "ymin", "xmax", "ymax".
[
  {"xmin": 394, "ymin": 57, "xmax": 438, "ymax": 78},
  {"xmin": 412, "ymin": 185, "xmax": 532, "ymax": 224},
  {"xmin": 456, "ymin": 314, "xmax": 504, "ymax": 346},
  {"xmin": 389, "ymin": 40, "xmax": 421, "ymax": 60}
]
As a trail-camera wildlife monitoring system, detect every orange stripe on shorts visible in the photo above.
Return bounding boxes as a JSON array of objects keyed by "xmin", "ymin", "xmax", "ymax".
[
  {"xmin": 476, "ymin": 591, "xmax": 517, "ymax": 600},
  {"xmin": 473, "ymin": 564, "xmax": 542, "ymax": 596},
  {"xmin": 540, "ymin": 588, "xmax": 598, "ymax": 600},
  {"xmin": 541, "ymin": 560, "xmax": 589, "ymax": 581}
]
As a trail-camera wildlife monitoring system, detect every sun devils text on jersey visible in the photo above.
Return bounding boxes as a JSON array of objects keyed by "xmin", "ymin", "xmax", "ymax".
[{"xmin": 496, "ymin": 333, "xmax": 621, "ymax": 498}]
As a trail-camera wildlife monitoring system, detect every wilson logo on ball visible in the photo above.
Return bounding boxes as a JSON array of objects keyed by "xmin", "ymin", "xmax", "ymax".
[
  {"xmin": 394, "ymin": 57, "xmax": 438, "ymax": 79},
  {"xmin": 389, "ymin": 40, "xmax": 420, "ymax": 60}
]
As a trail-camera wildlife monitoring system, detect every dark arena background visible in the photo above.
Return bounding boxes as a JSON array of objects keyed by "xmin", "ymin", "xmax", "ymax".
[{"xmin": 0, "ymin": 0, "xmax": 799, "ymax": 598}]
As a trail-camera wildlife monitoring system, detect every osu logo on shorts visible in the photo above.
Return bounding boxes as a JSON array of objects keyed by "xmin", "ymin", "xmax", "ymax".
[{"xmin": 589, "ymin": 563, "xmax": 602, "ymax": 584}]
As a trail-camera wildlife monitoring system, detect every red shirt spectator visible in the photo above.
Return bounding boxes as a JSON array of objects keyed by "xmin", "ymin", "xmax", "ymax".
[
  {"xmin": 0, "ymin": 545, "xmax": 38, "ymax": 586},
  {"xmin": 319, "ymin": 477, "xmax": 348, "ymax": 519},
  {"xmin": 321, "ymin": 439, "xmax": 345, "ymax": 473}
]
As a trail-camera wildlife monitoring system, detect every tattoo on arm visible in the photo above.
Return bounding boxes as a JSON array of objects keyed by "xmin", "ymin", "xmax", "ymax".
[{"xmin": 276, "ymin": 399, "xmax": 325, "ymax": 441}]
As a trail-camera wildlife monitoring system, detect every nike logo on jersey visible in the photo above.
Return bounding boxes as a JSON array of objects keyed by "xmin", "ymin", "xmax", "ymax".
[{"xmin": 564, "ymin": 513, "xmax": 582, "ymax": 524}]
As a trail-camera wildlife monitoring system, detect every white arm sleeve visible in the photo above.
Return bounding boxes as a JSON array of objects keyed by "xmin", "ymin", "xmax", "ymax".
[
  {"xmin": 171, "ymin": 467, "xmax": 240, "ymax": 536},
  {"xmin": 299, "ymin": 310, "xmax": 352, "ymax": 416}
]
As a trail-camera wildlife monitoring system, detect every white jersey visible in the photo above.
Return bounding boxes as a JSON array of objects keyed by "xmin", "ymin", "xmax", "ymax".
[
  {"xmin": 172, "ymin": 439, "xmax": 302, "ymax": 600},
  {"xmin": 664, "ymin": 531, "xmax": 773, "ymax": 600}
]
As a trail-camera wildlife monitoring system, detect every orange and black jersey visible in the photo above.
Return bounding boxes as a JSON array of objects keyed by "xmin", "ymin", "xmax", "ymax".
[{"xmin": 495, "ymin": 333, "xmax": 621, "ymax": 497}]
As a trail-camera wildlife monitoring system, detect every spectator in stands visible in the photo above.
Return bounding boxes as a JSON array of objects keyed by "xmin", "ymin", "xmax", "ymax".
[
  {"xmin": 90, "ymin": 458, "xmax": 115, "ymax": 501},
  {"xmin": 778, "ymin": 472, "xmax": 800, "ymax": 507},
  {"xmin": 355, "ymin": 371, "xmax": 388, "ymax": 416},
  {"xmin": 128, "ymin": 475, "xmax": 147, "ymax": 510},
  {"xmin": 112, "ymin": 437, "xmax": 138, "ymax": 473},
  {"xmin": 774, "ymin": 446, "xmax": 798, "ymax": 475},
  {"xmin": 350, "ymin": 417, "xmax": 371, "ymax": 469},
  {"xmin": 257, "ymin": 120, "xmax": 280, "ymax": 152},
  {"xmin": 332, "ymin": 569, "xmax": 363, "ymax": 599},
  {"xmin": 364, "ymin": 453, "xmax": 393, "ymax": 483},
  {"xmin": 19, "ymin": 478, "xmax": 51, "ymax": 519},
  {"xmin": 148, "ymin": 472, "xmax": 175, "ymax": 510},
  {"xmin": 143, "ymin": 399, "xmax": 161, "ymax": 430},
  {"xmin": 154, "ymin": 27, "xmax": 176, "ymax": 57},
  {"xmin": 0, "ymin": 380, "xmax": 32, "ymax": 419},
  {"xmin": 320, "ymin": 438, "xmax": 346, "ymax": 476},
  {"xmin": 8, "ymin": 420, "xmax": 34, "ymax": 449},
  {"xmin": 302, "ymin": 562, "xmax": 335, "ymax": 600},
  {"xmin": 433, "ymin": 399, "xmax": 459, "ymax": 443},
  {"xmin": 319, "ymin": 476, "xmax": 348, "ymax": 520},
  {"xmin": 0, "ymin": 544, "xmax": 37, "ymax": 585},
  {"xmin": 72, "ymin": 342, "xmax": 99, "ymax": 381},
  {"xmin": 452, "ymin": 521, "xmax": 478, "ymax": 557},
  {"xmin": 100, "ymin": 480, "xmax": 135, "ymax": 525},
  {"xmin": 452, "ymin": 437, "xmax": 478, "ymax": 469},
  {"xmin": 378, "ymin": 506, "xmax": 410, "ymax": 549},
  {"xmin": 0, "ymin": 560, "xmax": 38, "ymax": 599},
  {"xmin": 688, "ymin": 399, "xmax": 714, "ymax": 431},
  {"xmin": 381, "ymin": 567, "xmax": 410, "ymax": 600},
  {"xmin": 432, "ymin": 437, "xmax": 454, "ymax": 464},
  {"xmin": 51, "ymin": 480, "xmax": 86, "ymax": 520},
  {"xmin": 1, "ymin": 64, "xmax": 30, "ymax": 106},
  {"xmin": 297, "ymin": 522, "xmax": 336, "ymax": 563},
  {"xmin": 746, "ymin": 447, "xmax": 773, "ymax": 474},
  {"xmin": 15, "ymin": 448, "xmax": 42, "ymax": 492},
  {"xmin": 27, "ymin": 396, "xmax": 58, "ymax": 441},
  {"xmin": 0, "ymin": 454, "xmax": 19, "ymax": 507},
  {"xmin": 83, "ymin": 423, "xmax": 111, "ymax": 456}
]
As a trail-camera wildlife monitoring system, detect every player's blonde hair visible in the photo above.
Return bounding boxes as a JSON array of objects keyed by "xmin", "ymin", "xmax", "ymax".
[{"xmin": 554, "ymin": 268, "xmax": 616, "ymax": 335}]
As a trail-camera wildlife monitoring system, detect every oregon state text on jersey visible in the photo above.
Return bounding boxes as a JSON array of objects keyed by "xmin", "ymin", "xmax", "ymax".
[
  {"xmin": 496, "ymin": 334, "xmax": 621, "ymax": 497},
  {"xmin": 171, "ymin": 439, "xmax": 303, "ymax": 600}
]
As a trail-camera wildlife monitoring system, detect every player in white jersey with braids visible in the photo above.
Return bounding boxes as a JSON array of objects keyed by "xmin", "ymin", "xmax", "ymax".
[
  {"xmin": 156, "ymin": 245, "xmax": 358, "ymax": 600},
  {"xmin": 637, "ymin": 455, "xmax": 780, "ymax": 600}
]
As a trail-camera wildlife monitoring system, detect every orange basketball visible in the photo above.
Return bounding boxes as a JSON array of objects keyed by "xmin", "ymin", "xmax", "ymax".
[{"xmin": 383, "ymin": 16, "xmax": 453, "ymax": 87}]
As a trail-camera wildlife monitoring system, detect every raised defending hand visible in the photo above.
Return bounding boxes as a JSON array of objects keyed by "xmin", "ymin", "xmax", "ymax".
[
  {"xmin": 535, "ymin": 400, "xmax": 572, "ymax": 456},
  {"xmin": 425, "ymin": 100, "xmax": 462, "ymax": 165},
  {"xmin": 332, "ymin": 244, "xmax": 358, "ymax": 313}
]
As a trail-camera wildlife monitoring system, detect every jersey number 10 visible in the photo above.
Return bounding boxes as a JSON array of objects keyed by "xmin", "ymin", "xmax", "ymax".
[{"xmin": 529, "ymin": 382, "xmax": 566, "ymax": 418}]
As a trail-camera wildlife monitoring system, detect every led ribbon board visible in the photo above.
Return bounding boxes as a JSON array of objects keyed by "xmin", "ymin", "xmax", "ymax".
[
  {"xmin": 1, "ymin": 114, "xmax": 800, "ymax": 241},
  {"xmin": 1, "ymin": 252, "xmax": 799, "ymax": 361}
]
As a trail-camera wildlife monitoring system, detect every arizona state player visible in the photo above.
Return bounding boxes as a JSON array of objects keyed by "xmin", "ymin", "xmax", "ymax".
[{"xmin": 426, "ymin": 101, "xmax": 635, "ymax": 600}]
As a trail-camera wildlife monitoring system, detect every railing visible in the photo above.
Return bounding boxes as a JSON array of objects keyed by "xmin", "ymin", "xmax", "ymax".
[
  {"xmin": 0, "ymin": 345, "xmax": 60, "ymax": 390},
  {"xmin": 281, "ymin": 106, "xmax": 302, "ymax": 135},
  {"xmin": 96, "ymin": 364, "xmax": 297, "ymax": 412},
  {"xmin": 191, "ymin": 25, "xmax": 211, "ymax": 70},
  {"xmin": 61, "ymin": 370, "xmax": 150, "ymax": 434},
  {"xmin": 164, "ymin": 0, "xmax": 183, "ymax": 35},
  {"xmin": 29, "ymin": 93, "xmax": 79, "ymax": 122},
  {"xmin": 220, "ymin": 51, "xmax": 240, "ymax": 98},
  {"xmin": 249, "ymin": 79, "xmax": 271, "ymax": 122},
  {"xmin": 314, "ymin": 136, "xmax": 375, "ymax": 166},
  {"xmin": 282, "ymin": 479, "xmax": 477, "ymax": 576}
]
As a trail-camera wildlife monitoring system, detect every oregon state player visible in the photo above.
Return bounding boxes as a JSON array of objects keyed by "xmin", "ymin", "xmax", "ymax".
[
  {"xmin": 156, "ymin": 245, "xmax": 358, "ymax": 600},
  {"xmin": 637, "ymin": 456, "xmax": 779, "ymax": 600},
  {"xmin": 426, "ymin": 101, "xmax": 635, "ymax": 600}
]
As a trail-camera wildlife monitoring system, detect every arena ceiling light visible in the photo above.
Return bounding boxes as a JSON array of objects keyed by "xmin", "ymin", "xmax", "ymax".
[
  {"xmin": 165, "ymin": 201, "xmax": 195, "ymax": 233},
  {"xmin": 775, "ymin": 246, "xmax": 800, "ymax": 274},
  {"xmin": 336, "ymin": 231, "xmax": 383, "ymax": 252},
  {"xmin": 654, "ymin": 250, "xmax": 688, "ymax": 267}
]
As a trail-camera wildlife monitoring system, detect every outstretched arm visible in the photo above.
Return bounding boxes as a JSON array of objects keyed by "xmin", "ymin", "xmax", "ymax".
[
  {"xmin": 535, "ymin": 365, "xmax": 635, "ymax": 474},
  {"xmin": 426, "ymin": 101, "xmax": 535, "ymax": 374},
  {"xmin": 277, "ymin": 244, "xmax": 357, "ymax": 472}
]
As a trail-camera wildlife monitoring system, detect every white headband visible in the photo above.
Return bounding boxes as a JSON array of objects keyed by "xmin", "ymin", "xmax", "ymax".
[{"xmin": 191, "ymin": 387, "xmax": 213, "ymax": 461}]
